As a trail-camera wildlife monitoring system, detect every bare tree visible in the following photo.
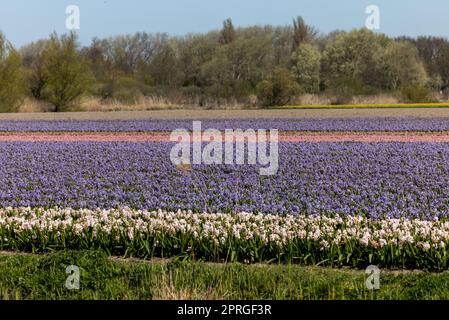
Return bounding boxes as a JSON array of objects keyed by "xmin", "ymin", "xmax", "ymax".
[
  {"xmin": 220, "ymin": 18, "xmax": 236, "ymax": 45},
  {"xmin": 292, "ymin": 16, "xmax": 318, "ymax": 50}
]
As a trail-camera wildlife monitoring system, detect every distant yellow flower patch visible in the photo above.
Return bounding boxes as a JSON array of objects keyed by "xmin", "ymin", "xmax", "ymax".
[{"xmin": 277, "ymin": 103, "xmax": 449, "ymax": 109}]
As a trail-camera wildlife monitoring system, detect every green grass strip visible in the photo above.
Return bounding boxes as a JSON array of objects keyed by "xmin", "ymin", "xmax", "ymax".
[{"xmin": 2, "ymin": 250, "xmax": 449, "ymax": 300}]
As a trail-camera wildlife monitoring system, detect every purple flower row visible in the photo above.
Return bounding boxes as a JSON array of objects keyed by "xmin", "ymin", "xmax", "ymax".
[
  {"xmin": 1, "ymin": 118, "xmax": 449, "ymax": 132},
  {"xmin": 1, "ymin": 141, "xmax": 449, "ymax": 220}
]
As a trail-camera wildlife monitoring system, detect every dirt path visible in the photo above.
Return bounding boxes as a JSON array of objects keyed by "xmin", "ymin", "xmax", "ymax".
[
  {"xmin": 2, "ymin": 108, "xmax": 449, "ymax": 120},
  {"xmin": 2, "ymin": 131, "xmax": 449, "ymax": 142}
]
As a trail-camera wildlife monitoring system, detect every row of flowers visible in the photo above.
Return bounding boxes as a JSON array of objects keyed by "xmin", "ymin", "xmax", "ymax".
[
  {"xmin": 2, "ymin": 207, "xmax": 449, "ymax": 269},
  {"xmin": 3, "ymin": 118, "xmax": 449, "ymax": 132}
]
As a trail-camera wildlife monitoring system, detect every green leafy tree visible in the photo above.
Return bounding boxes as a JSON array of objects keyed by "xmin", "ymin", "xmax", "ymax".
[
  {"xmin": 0, "ymin": 33, "xmax": 25, "ymax": 112},
  {"xmin": 201, "ymin": 37, "xmax": 272, "ymax": 98},
  {"xmin": 373, "ymin": 41, "xmax": 427, "ymax": 90},
  {"xmin": 321, "ymin": 29, "xmax": 389, "ymax": 92},
  {"xmin": 20, "ymin": 39, "xmax": 50, "ymax": 99},
  {"xmin": 177, "ymin": 34, "xmax": 219, "ymax": 87},
  {"xmin": 41, "ymin": 32, "xmax": 94, "ymax": 111},
  {"xmin": 291, "ymin": 44, "xmax": 321, "ymax": 93},
  {"xmin": 146, "ymin": 41, "xmax": 184, "ymax": 86}
]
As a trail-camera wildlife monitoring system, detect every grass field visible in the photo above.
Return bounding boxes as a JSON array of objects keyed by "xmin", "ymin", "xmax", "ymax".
[
  {"xmin": 0, "ymin": 251, "xmax": 449, "ymax": 300},
  {"xmin": 1, "ymin": 250, "xmax": 449, "ymax": 300}
]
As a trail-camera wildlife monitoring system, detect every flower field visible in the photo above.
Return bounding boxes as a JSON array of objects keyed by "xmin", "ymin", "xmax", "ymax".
[
  {"xmin": 2, "ymin": 118, "xmax": 449, "ymax": 270},
  {"xmin": 2, "ymin": 207, "xmax": 449, "ymax": 269},
  {"xmin": 1, "ymin": 141, "xmax": 449, "ymax": 218}
]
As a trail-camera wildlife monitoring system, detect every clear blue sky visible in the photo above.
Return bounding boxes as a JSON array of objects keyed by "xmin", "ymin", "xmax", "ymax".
[{"xmin": 1, "ymin": 0, "xmax": 449, "ymax": 47}]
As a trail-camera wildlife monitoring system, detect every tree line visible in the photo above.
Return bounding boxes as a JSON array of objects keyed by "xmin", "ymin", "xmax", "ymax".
[{"xmin": 1, "ymin": 17, "xmax": 449, "ymax": 112}]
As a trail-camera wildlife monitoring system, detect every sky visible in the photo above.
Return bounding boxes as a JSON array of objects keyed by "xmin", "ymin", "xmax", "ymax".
[{"xmin": 1, "ymin": 0, "xmax": 449, "ymax": 47}]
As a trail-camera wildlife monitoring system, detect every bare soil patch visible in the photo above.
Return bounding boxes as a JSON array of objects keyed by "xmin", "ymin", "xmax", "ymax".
[{"xmin": 2, "ymin": 108, "xmax": 449, "ymax": 121}]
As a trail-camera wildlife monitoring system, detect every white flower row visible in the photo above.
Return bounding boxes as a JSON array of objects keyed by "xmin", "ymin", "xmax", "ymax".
[{"xmin": 0, "ymin": 207, "xmax": 448, "ymax": 251}]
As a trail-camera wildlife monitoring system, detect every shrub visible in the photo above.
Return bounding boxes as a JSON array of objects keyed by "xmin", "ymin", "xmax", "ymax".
[
  {"xmin": 256, "ymin": 68, "xmax": 300, "ymax": 107},
  {"xmin": 327, "ymin": 87, "xmax": 354, "ymax": 105},
  {"xmin": 40, "ymin": 32, "xmax": 94, "ymax": 112},
  {"xmin": 99, "ymin": 76, "xmax": 145, "ymax": 105},
  {"xmin": 324, "ymin": 78, "xmax": 370, "ymax": 105},
  {"xmin": 400, "ymin": 84, "xmax": 432, "ymax": 103},
  {"xmin": 0, "ymin": 33, "xmax": 25, "ymax": 112}
]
